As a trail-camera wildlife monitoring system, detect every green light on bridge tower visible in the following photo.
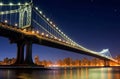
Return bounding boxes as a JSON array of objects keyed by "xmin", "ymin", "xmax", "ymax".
[{"xmin": 19, "ymin": 2, "xmax": 32, "ymax": 28}]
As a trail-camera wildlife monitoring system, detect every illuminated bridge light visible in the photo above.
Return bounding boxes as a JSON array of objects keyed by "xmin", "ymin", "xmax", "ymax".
[
  {"xmin": 73, "ymin": 44, "xmax": 75, "ymax": 46},
  {"xmin": 56, "ymin": 27, "xmax": 58, "ymax": 30},
  {"xmin": 62, "ymin": 40, "xmax": 65, "ymax": 42},
  {"xmin": 41, "ymin": 32, "xmax": 44, "ymax": 36},
  {"xmin": 71, "ymin": 43, "xmax": 73, "ymax": 45},
  {"xmin": 54, "ymin": 37, "xmax": 57, "ymax": 40},
  {"xmin": 32, "ymin": 30, "xmax": 35, "ymax": 34},
  {"xmin": 36, "ymin": 30, "xmax": 39, "ymax": 34},
  {"xmin": 4, "ymin": 20, "xmax": 8, "ymax": 23},
  {"xmin": 66, "ymin": 36, "xmax": 68, "ymax": 39},
  {"xmin": 66, "ymin": 41, "xmax": 68, "ymax": 44},
  {"xmin": 23, "ymin": 29, "xmax": 27, "ymax": 32},
  {"xmin": 1, "ymin": 12, "xmax": 4, "ymax": 15},
  {"xmin": 0, "ymin": 2, "xmax": 3, "ymax": 6},
  {"xmin": 9, "ymin": 2, "xmax": 13, "ymax": 6},
  {"xmin": 39, "ymin": 11, "xmax": 42, "ymax": 14},
  {"xmin": 59, "ymin": 30, "xmax": 61, "ymax": 32},
  {"xmin": 46, "ymin": 34, "xmax": 49, "ymax": 37},
  {"xmin": 46, "ymin": 18, "xmax": 49, "ymax": 21},
  {"xmin": 53, "ymin": 24, "xmax": 56, "ymax": 27},
  {"xmin": 35, "ymin": 7, "xmax": 38, "ymax": 10},
  {"xmin": 15, "ymin": 23, "xmax": 18, "ymax": 26},
  {"xmin": 25, "ymin": 2, "xmax": 28, "ymax": 5},
  {"xmin": 59, "ymin": 39, "xmax": 61, "ymax": 41},
  {"xmin": 18, "ymin": 2, "xmax": 21, "ymax": 5},
  {"xmin": 50, "ymin": 21, "xmax": 53, "ymax": 24}
]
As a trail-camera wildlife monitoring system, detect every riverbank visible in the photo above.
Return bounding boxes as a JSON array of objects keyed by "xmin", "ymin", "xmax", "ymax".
[{"xmin": 0, "ymin": 65, "xmax": 119, "ymax": 70}]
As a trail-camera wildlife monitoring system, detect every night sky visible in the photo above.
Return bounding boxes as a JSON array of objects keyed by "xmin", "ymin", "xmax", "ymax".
[{"xmin": 0, "ymin": 0, "xmax": 120, "ymax": 62}]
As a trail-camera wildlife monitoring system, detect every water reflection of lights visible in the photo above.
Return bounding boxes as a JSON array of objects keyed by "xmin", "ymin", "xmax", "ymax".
[
  {"xmin": 17, "ymin": 73, "xmax": 32, "ymax": 79},
  {"xmin": 0, "ymin": 67, "xmax": 119, "ymax": 79}
]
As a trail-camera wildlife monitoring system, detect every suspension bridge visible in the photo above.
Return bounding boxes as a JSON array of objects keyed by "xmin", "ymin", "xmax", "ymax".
[{"xmin": 0, "ymin": 1, "xmax": 117, "ymax": 66}]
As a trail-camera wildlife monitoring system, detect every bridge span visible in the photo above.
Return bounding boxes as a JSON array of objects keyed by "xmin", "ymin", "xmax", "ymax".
[
  {"xmin": 0, "ymin": 23, "xmax": 117, "ymax": 66},
  {"xmin": 0, "ymin": 1, "xmax": 118, "ymax": 66}
]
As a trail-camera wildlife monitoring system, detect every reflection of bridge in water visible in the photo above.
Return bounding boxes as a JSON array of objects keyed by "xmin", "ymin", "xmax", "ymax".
[
  {"xmin": 0, "ymin": 1, "xmax": 117, "ymax": 66},
  {"xmin": 0, "ymin": 67, "xmax": 116, "ymax": 79}
]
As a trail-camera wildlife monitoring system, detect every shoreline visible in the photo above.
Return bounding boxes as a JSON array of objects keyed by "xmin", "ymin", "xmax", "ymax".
[{"xmin": 0, "ymin": 65, "xmax": 119, "ymax": 70}]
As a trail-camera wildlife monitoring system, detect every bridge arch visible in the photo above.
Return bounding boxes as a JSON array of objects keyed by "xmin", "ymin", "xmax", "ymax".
[
  {"xmin": 23, "ymin": 11, "xmax": 27, "ymax": 26},
  {"xmin": 19, "ymin": 5, "xmax": 32, "ymax": 28}
]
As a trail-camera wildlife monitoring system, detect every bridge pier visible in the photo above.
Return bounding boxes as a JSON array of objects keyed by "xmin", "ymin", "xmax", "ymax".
[
  {"xmin": 104, "ymin": 60, "xmax": 110, "ymax": 67},
  {"xmin": 24, "ymin": 41, "xmax": 34, "ymax": 65},
  {"xmin": 13, "ymin": 40, "xmax": 35, "ymax": 66},
  {"xmin": 14, "ymin": 41, "xmax": 25, "ymax": 65}
]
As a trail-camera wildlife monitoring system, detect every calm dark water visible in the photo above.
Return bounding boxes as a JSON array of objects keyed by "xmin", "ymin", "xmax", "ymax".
[{"xmin": 0, "ymin": 67, "xmax": 120, "ymax": 79}]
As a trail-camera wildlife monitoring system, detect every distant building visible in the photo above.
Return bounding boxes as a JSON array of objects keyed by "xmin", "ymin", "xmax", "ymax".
[{"xmin": 2, "ymin": 57, "xmax": 16, "ymax": 65}]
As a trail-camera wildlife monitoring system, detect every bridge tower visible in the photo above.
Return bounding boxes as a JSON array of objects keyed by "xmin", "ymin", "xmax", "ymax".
[
  {"xmin": 19, "ymin": 3, "xmax": 32, "ymax": 28},
  {"xmin": 99, "ymin": 49, "xmax": 112, "ymax": 67},
  {"xmin": 14, "ymin": 2, "xmax": 34, "ymax": 65},
  {"xmin": 104, "ymin": 60, "xmax": 110, "ymax": 67}
]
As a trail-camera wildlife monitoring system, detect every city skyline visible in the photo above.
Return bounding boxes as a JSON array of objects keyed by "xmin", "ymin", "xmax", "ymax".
[
  {"xmin": 0, "ymin": 0, "xmax": 120, "ymax": 62},
  {"xmin": 1, "ymin": 55, "xmax": 120, "ymax": 66}
]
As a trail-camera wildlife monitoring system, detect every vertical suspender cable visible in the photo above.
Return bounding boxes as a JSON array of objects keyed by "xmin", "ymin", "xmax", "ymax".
[
  {"xmin": 0, "ymin": 5, "xmax": 2, "ymax": 22},
  {"xmin": 9, "ymin": 6, "xmax": 11, "ymax": 25},
  {"xmin": 5, "ymin": 7, "xmax": 7, "ymax": 22},
  {"xmin": 14, "ymin": 10, "xmax": 17, "ymax": 26}
]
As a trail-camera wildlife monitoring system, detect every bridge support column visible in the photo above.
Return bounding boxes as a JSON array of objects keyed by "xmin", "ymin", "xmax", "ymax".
[
  {"xmin": 104, "ymin": 60, "xmax": 110, "ymax": 67},
  {"xmin": 14, "ymin": 42, "xmax": 25, "ymax": 65},
  {"xmin": 24, "ymin": 41, "xmax": 34, "ymax": 65}
]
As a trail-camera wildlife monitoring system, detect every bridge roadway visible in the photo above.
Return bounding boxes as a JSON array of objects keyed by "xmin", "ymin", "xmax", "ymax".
[{"xmin": 0, "ymin": 22, "xmax": 117, "ymax": 65}]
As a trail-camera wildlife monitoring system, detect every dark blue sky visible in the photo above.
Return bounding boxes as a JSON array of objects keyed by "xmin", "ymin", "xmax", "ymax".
[{"xmin": 0, "ymin": 0, "xmax": 120, "ymax": 62}]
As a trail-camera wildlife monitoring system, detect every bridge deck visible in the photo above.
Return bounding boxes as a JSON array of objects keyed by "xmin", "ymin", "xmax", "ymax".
[{"xmin": 0, "ymin": 23, "xmax": 117, "ymax": 62}]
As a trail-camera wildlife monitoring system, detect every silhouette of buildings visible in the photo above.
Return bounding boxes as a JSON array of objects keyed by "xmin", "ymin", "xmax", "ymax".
[
  {"xmin": 0, "ymin": 55, "xmax": 120, "ymax": 67},
  {"xmin": 0, "ymin": 57, "xmax": 16, "ymax": 65}
]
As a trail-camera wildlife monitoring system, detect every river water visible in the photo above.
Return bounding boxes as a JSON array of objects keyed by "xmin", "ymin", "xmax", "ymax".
[{"xmin": 0, "ymin": 67, "xmax": 120, "ymax": 79}]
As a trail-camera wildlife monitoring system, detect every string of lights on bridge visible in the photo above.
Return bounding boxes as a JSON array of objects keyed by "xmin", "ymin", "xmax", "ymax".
[
  {"xmin": 34, "ymin": 7, "xmax": 78, "ymax": 45},
  {"xmin": 0, "ymin": 2, "xmax": 78, "ymax": 46},
  {"xmin": 0, "ymin": 2, "xmax": 106, "ymax": 50},
  {"xmin": 32, "ymin": 7, "xmax": 100, "ymax": 55},
  {"xmin": 1, "ymin": 20, "xmax": 77, "ymax": 47},
  {"xmin": 0, "ymin": 2, "xmax": 30, "ymax": 6},
  {"xmin": 1, "ymin": 20, "xmax": 115, "ymax": 61}
]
